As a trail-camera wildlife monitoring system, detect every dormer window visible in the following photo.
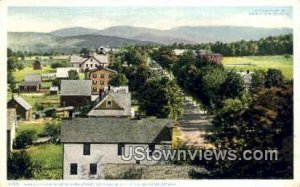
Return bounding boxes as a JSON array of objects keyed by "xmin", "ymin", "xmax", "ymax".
[{"xmin": 106, "ymin": 100, "xmax": 112, "ymax": 108}]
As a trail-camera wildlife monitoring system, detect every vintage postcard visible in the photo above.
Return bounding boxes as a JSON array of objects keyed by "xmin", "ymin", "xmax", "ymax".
[{"xmin": 1, "ymin": 0, "xmax": 299, "ymax": 186}]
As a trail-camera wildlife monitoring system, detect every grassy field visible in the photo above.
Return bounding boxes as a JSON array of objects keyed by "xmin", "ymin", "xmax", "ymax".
[
  {"xmin": 27, "ymin": 144, "xmax": 62, "ymax": 168},
  {"xmin": 222, "ymin": 55, "xmax": 293, "ymax": 80},
  {"xmin": 16, "ymin": 122, "xmax": 47, "ymax": 136},
  {"xmin": 13, "ymin": 65, "xmax": 56, "ymax": 82},
  {"xmin": 27, "ymin": 144, "xmax": 63, "ymax": 179}
]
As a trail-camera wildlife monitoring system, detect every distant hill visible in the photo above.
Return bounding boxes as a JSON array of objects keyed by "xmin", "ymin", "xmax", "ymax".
[
  {"xmin": 8, "ymin": 32, "xmax": 155, "ymax": 53},
  {"xmin": 51, "ymin": 26, "xmax": 293, "ymax": 43},
  {"xmin": 9, "ymin": 25, "xmax": 292, "ymax": 53}
]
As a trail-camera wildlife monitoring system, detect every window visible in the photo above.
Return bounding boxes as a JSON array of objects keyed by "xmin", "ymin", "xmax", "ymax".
[
  {"xmin": 83, "ymin": 143, "xmax": 90, "ymax": 155},
  {"xmin": 100, "ymin": 80, "xmax": 104, "ymax": 85},
  {"xmin": 93, "ymin": 80, "xmax": 97, "ymax": 85},
  {"xmin": 149, "ymin": 144, "xmax": 155, "ymax": 156},
  {"xmin": 90, "ymin": 58, "xmax": 93, "ymax": 62},
  {"xmin": 70, "ymin": 163, "xmax": 77, "ymax": 175},
  {"xmin": 90, "ymin": 163, "xmax": 97, "ymax": 175},
  {"xmin": 118, "ymin": 143, "xmax": 125, "ymax": 155},
  {"xmin": 92, "ymin": 74, "xmax": 97, "ymax": 78},
  {"xmin": 100, "ymin": 74, "xmax": 105, "ymax": 78},
  {"xmin": 90, "ymin": 64, "xmax": 93, "ymax": 67},
  {"xmin": 136, "ymin": 160, "xmax": 140, "ymax": 164},
  {"xmin": 107, "ymin": 100, "xmax": 112, "ymax": 108},
  {"xmin": 86, "ymin": 64, "xmax": 88, "ymax": 68}
]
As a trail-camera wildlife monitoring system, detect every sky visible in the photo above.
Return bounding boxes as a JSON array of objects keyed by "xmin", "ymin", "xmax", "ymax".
[{"xmin": 8, "ymin": 7, "xmax": 293, "ymax": 32}]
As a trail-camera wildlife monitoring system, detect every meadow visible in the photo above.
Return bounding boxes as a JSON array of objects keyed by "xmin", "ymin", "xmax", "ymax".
[{"xmin": 222, "ymin": 55, "xmax": 293, "ymax": 80}]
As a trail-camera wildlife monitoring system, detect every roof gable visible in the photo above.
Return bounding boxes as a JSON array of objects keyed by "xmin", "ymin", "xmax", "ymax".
[
  {"xmin": 9, "ymin": 96, "xmax": 32, "ymax": 110},
  {"xmin": 24, "ymin": 74, "xmax": 42, "ymax": 83}
]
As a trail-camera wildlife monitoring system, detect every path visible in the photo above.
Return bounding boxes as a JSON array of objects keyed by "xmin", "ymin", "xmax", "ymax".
[{"xmin": 177, "ymin": 98, "xmax": 216, "ymax": 148}]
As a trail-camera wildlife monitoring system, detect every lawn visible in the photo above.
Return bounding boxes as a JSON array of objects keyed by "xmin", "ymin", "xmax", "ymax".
[
  {"xmin": 27, "ymin": 144, "xmax": 63, "ymax": 168},
  {"xmin": 26, "ymin": 144, "xmax": 63, "ymax": 179},
  {"xmin": 222, "ymin": 55, "xmax": 293, "ymax": 80},
  {"xmin": 16, "ymin": 122, "xmax": 47, "ymax": 136},
  {"xmin": 13, "ymin": 65, "xmax": 56, "ymax": 82}
]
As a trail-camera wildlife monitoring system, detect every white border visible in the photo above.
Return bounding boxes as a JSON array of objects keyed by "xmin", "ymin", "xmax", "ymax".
[{"xmin": 1, "ymin": 0, "xmax": 299, "ymax": 187}]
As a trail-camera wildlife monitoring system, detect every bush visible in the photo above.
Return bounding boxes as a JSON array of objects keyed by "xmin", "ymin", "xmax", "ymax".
[
  {"xmin": 42, "ymin": 123, "xmax": 60, "ymax": 142},
  {"xmin": 14, "ymin": 130, "xmax": 37, "ymax": 149},
  {"xmin": 7, "ymin": 151, "xmax": 42, "ymax": 179},
  {"xmin": 50, "ymin": 61, "xmax": 69, "ymax": 69}
]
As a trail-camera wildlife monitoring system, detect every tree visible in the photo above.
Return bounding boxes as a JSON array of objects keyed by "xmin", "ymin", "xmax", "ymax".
[
  {"xmin": 109, "ymin": 73, "xmax": 128, "ymax": 87},
  {"xmin": 126, "ymin": 64, "xmax": 151, "ymax": 92},
  {"xmin": 139, "ymin": 76, "xmax": 184, "ymax": 119},
  {"xmin": 265, "ymin": 68, "xmax": 284, "ymax": 88},
  {"xmin": 14, "ymin": 130, "xmax": 37, "ymax": 149},
  {"xmin": 151, "ymin": 47, "xmax": 177, "ymax": 71},
  {"xmin": 220, "ymin": 71, "xmax": 245, "ymax": 99},
  {"xmin": 8, "ymin": 151, "xmax": 42, "ymax": 179},
  {"xmin": 208, "ymin": 83, "xmax": 293, "ymax": 178},
  {"xmin": 80, "ymin": 48, "xmax": 90, "ymax": 57},
  {"xmin": 50, "ymin": 61, "xmax": 69, "ymax": 69},
  {"xmin": 42, "ymin": 122, "xmax": 60, "ymax": 142},
  {"xmin": 123, "ymin": 47, "xmax": 148, "ymax": 66},
  {"xmin": 68, "ymin": 70, "xmax": 79, "ymax": 80},
  {"xmin": 251, "ymin": 70, "xmax": 266, "ymax": 92}
]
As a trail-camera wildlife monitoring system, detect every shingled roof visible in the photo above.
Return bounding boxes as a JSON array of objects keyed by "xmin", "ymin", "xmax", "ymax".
[
  {"xmin": 87, "ymin": 89, "xmax": 131, "ymax": 117},
  {"xmin": 24, "ymin": 74, "xmax": 42, "ymax": 83},
  {"xmin": 9, "ymin": 96, "xmax": 32, "ymax": 110},
  {"xmin": 61, "ymin": 118, "xmax": 173, "ymax": 144},
  {"xmin": 60, "ymin": 80, "xmax": 92, "ymax": 96}
]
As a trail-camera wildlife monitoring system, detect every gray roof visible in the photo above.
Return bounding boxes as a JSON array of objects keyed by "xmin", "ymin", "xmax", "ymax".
[
  {"xmin": 24, "ymin": 74, "xmax": 42, "ymax": 83},
  {"xmin": 88, "ymin": 91, "xmax": 131, "ymax": 117},
  {"xmin": 70, "ymin": 54, "xmax": 109, "ymax": 65},
  {"xmin": 7, "ymin": 109, "xmax": 17, "ymax": 130},
  {"xmin": 61, "ymin": 118, "xmax": 173, "ymax": 144},
  {"xmin": 60, "ymin": 80, "xmax": 92, "ymax": 96},
  {"xmin": 10, "ymin": 96, "xmax": 32, "ymax": 110},
  {"xmin": 70, "ymin": 55, "xmax": 87, "ymax": 64}
]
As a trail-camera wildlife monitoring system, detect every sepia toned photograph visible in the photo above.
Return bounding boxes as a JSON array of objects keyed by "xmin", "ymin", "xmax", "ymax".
[{"xmin": 4, "ymin": 2, "xmax": 295, "ymax": 183}]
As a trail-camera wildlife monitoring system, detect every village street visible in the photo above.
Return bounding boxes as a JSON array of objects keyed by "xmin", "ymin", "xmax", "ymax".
[{"xmin": 177, "ymin": 98, "xmax": 216, "ymax": 148}]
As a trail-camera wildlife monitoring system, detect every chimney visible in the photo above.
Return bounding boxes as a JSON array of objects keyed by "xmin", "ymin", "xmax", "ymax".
[{"xmin": 246, "ymin": 70, "xmax": 250, "ymax": 74}]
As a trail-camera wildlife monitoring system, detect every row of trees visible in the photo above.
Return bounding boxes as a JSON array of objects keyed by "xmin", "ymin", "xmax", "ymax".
[
  {"xmin": 109, "ymin": 47, "xmax": 184, "ymax": 120},
  {"xmin": 169, "ymin": 34, "xmax": 293, "ymax": 56}
]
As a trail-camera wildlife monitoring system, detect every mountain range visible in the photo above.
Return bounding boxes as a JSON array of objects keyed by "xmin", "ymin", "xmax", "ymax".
[{"xmin": 8, "ymin": 26, "xmax": 292, "ymax": 53}]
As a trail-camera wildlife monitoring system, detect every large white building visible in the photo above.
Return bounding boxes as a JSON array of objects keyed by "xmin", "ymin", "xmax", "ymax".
[
  {"xmin": 61, "ymin": 118, "xmax": 173, "ymax": 179},
  {"xmin": 70, "ymin": 54, "xmax": 109, "ymax": 72}
]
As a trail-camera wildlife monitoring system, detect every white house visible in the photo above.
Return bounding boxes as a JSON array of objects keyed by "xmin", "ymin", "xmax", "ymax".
[
  {"xmin": 61, "ymin": 118, "xmax": 173, "ymax": 179},
  {"xmin": 70, "ymin": 54, "xmax": 109, "ymax": 72}
]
